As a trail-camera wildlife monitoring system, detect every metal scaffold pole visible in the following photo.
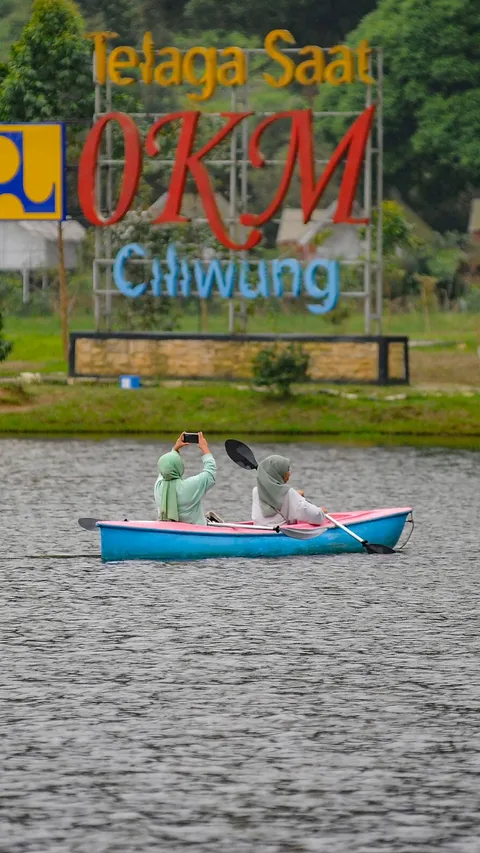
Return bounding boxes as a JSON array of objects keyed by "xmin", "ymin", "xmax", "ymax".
[
  {"xmin": 93, "ymin": 52, "xmax": 102, "ymax": 330},
  {"xmin": 375, "ymin": 48, "xmax": 384, "ymax": 335},
  {"xmin": 363, "ymin": 50, "xmax": 373, "ymax": 335},
  {"xmin": 228, "ymin": 86, "xmax": 238, "ymax": 334},
  {"xmin": 105, "ymin": 74, "xmax": 113, "ymax": 329}
]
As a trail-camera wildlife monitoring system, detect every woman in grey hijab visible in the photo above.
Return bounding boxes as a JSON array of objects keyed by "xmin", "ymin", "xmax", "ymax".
[{"xmin": 251, "ymin": 454, "xmax": 326, "ymax": 526}]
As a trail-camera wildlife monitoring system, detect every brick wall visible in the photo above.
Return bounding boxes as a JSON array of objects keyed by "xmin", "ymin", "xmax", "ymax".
[{"xmin": 70, "ymin": 334, "xmax": 409, "ymax": 384}]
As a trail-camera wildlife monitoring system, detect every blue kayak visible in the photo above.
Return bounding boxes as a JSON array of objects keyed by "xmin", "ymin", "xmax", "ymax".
[{"xmin": 94, "ymin": 508, "xmax": 412, "ymax": 562}]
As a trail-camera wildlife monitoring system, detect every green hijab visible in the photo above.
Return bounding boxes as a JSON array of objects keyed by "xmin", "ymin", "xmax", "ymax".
[
  {"xmin": 257, "ymin": 454, "xmax": 291, "ymax": 517},
  {"xmin": 156, "ymin": 450, "xmax": 185, "ymax": 521}
]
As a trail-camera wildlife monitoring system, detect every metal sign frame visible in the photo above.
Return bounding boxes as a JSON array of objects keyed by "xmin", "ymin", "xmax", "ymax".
[{"xmin": 91, "ymin": 44, "xmax": 383, "ymax": 334}]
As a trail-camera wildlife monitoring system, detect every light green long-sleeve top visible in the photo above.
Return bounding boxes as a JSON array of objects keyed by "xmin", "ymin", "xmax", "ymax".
[{"xmin": 154, "ymin": 450, "xmax": 216, "ymax": 525}]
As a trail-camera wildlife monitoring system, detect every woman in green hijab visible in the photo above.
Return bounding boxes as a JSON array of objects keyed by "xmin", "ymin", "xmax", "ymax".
[
  {"xmin": 252, "ymin": 454, "xmax": 326, "ymax": 526},
  {"xmin": 154, "ymin": 432, "xmax": 216, "ymax": 525}
]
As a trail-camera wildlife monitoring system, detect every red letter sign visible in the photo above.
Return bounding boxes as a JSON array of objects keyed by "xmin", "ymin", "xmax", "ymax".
[
  {"xmin": 145, "ymin": 112, "xmax": 262, "ymax": 251},
  {"xmin": 78, "ymin": 112, "xmax": 142, "ymax": 226},
  {"xmin": 240, "ymin": 105, "xmax": 376, "ymax": 228},
  {"xmin": 79, "ymin": 107, "xmax": 375, "ymax": 246}
]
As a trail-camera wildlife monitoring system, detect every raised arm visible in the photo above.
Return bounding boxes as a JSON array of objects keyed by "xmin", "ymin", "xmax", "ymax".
[{"xmin": 182, "ymin": 432, "xmax": 216, "ymax": 502}]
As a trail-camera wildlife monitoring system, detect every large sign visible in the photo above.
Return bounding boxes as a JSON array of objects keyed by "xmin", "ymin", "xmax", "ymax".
[
  {"xmin": 113, "ymin": 243, "xmax": 340, "ymax": 315},
  {"xmin": 78, "ymin": 106, "xmax": 375, "ymax": 250},
  {"xmin": 88, "ymin": 30, "xmax": 374, "ymax": 101},
  {"xmin": 0, "ymin": 123, "xmax": 65, "ymax": 221}
]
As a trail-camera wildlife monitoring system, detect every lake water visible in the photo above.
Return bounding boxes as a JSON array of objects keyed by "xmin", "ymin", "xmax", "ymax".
[{"xmin": 1, "ymin": 439, "xmax": 480, "ymax": 853}]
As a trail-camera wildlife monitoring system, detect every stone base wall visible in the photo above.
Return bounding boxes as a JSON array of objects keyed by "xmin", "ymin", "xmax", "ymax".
[{"xmin": 69, "ymin": 333, "xmax": 409, "ymax": 385}]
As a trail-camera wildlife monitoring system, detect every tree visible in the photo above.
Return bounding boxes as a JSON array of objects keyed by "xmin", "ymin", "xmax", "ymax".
[
  {"xmin": 374, "ymin": 201, "xmax": 412, "ymax": 256},
  {"xmin": 0, "ymin": 0, "xmax": 94, "ymax": 361},
  {"xmin": 316, "ymin": 0, "xmax": 480, "ymax": 232},
  {"xmin": 0, "ymin": 0, "xmax": 93, "ymax": 123},
  {"xmin": 76, "ymin": 0, "xmax": 138, "ymax": 41},
  {"xmin": 181, "ymin": 0, "xmax": 376, "ymax": 47}
]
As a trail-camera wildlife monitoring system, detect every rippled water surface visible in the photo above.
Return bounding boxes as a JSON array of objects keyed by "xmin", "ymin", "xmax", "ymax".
[{"xmin": 1, "ymin": 439, "xmax": 480, "ymax": 853}]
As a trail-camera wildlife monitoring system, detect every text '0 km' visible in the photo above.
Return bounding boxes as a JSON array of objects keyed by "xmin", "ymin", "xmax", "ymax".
[{"xmin": 78, "ymin": 106, "xmax": 375, "ymax": 251}]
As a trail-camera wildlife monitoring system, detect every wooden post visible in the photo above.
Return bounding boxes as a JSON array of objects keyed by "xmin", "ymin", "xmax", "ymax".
[{"xmin": 58, "ymin": 221, "xmax": 68, "ymax": 362}]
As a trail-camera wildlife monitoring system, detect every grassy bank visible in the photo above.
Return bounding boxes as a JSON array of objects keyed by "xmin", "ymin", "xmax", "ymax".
[{"xmin": 1, "ymin": 382, "xmax": 480, "ymax": 447}]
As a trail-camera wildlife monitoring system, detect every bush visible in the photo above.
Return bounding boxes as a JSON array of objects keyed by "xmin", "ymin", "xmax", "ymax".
[
  {"xmin": 464, "ymin": 287, "xmax": 480, "ymax": 313},
  {"xmin": 252, "ymin": 344, "xmax": 310, "ymax": 396},
  {"xmin": 114, "ymin": 293, "xmax": 181, "ymax": 332},
  {"xmin": 0, "ymin": 277, "xmax": 54, "ymax": 317},
  {"xmin": 0, "ymin": 309, "xmax": 12, "ymax": 362}
]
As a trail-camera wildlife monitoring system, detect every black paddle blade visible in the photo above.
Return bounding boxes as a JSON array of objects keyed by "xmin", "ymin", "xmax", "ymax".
[
  {"xmin": 78, "ymin": 518, "xmax": 99, "ymax": 531},
  {"xmin": 224, "ymin": 439, "xmax": 258, "ymax": 470},
  {"xmin": 363, "ymin": 542, "xmax": 396, "ymax": 555}
]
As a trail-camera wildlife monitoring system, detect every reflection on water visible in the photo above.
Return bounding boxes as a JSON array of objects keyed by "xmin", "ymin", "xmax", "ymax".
[{"xmin": 1, "ymin": 439, "xmax": 480, "ymax": 852}]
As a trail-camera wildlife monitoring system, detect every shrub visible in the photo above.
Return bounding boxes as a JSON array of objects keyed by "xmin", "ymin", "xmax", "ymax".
[
  {"xmin": 464, "ymin": 287, "xmax": 480, "ymax": 313},
  {"xmin": 252, "ymin": 344, "xmax": 310, "ymax": 396},
  {"xmin": 0, "ymin": 309, "xmax": 12, "ymax": 362},
  {"xmin": 115, "ymin": 293, "xmax": 181, "ymax": 332}
]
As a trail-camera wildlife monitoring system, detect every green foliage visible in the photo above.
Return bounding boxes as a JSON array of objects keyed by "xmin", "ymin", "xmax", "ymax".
[
  {"xmin": 464, "ymin": 288, "xmax": 480, "ymax": 314},
  {"xmin": 0, "ymin": 285, "xmax": 53, "ymax": 317},
  {"xmin": 115, "ymin": 293, "xmax": 181, "ymax": 332},
  {"xmin": 181, "ymin": 0, "xmax": 376, "ymax": 47},
  {"xmin": 77, "ymin": 0, "xmax": 137, "ymax": 40},
  {"xmin": 381, "ymin": 229, "xmax": 468, "ymax": 303},
  {"xmin": 375, "ymin": 200, "xmax": 413, "ymax": 256},
  {"xmin": 0, "ymin": 0, "xmax": 377, "ymax": 60},
  {"xmin": 0, "ymin": 308, "xmax": 13, "ymax": 362},
  {"xmin": 0, "ymin": 0, "xmax": 93, "ymax": 122},
  {"xmin": 252, "ymin": 343, "xmax": 310, "ymax": 396},
  {"xmin": 317, "ymin": 0, "xmax": 480, "ymax": 231},
  {"xmin": 322, "ymin": 302, "xmax": 352, "ymax": 327},
  {"xmin": 0, "ymin": 0, "xmax": 31, "ymax": 62}
]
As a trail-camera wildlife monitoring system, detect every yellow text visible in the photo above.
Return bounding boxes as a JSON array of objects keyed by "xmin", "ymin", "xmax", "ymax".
[{"xmin": 87, "ymin": 30, "xmax": 375, "ymax": 98}]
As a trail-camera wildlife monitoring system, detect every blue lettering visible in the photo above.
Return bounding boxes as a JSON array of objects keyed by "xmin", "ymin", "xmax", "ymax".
[
  {"xmin": 164, "ymin": 244, "xmax": 180, "ymax": 296},
  {"xmin": 151, "ymin": 258, "xmax": 162, "ymax": 296},
  {"xmin": 304, "ymin": 259, "xmax": 340, "ymax": 315},
  {"xmin": 194, "ymin": 259, "xmax": 236, "ymax": 298},
  {"xmin": 179, "ymin": 259, "xmax": 192, "ymax": 297},
  {"xmin": 271, "ymin": 258, "xmax": 302, "ymax": 297},
  {"xmin": 153, "ymin": 251, "xmax": 191, "ymax": 296},
  {"xmin": 113, "ymin": 243, "xmax": 148, "ymax": 298},
  {"xmin": 112, "ymin": 244, "xmax": 342, "ymax": 315},
  {"xmin": 238, "ymin": 261, "xmax": 269, "ymax": 299}
]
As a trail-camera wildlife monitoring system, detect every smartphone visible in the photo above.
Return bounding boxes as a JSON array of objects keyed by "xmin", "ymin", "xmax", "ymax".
[{"xmin": 183, "ymin": 432, "xmax": 199, "ymax": 443}]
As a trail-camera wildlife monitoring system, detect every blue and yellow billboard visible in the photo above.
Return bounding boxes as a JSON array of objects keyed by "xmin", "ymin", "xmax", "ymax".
[{"xmin": 0, "ymin": 123, "xmax": 66, "ymax": 221}]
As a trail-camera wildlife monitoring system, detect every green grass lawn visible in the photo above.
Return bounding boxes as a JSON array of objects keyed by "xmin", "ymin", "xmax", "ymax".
[
  {"xmin": 0, "ymin": 314, "xmax": 94, "ymax": 374},
  {"xmin": 1, "ymin": 382, "xmax": 480, "ymax": 447}
]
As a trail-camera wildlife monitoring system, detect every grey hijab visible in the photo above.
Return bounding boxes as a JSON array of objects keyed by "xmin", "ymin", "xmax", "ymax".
[{"xmin": 257, "ymin": 454, "xmax": 291, "ymax": 517}]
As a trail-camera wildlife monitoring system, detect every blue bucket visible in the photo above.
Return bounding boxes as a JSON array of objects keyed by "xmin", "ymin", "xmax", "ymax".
[{"xmin": 119, "ymin": 375, "xmax": 141, "ymax": 389}]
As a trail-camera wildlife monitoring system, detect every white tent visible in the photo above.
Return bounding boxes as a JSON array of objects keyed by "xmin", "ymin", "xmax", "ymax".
[{"xmin": 0, "ymin": 219, "xmax": 86, "ymax": 301}]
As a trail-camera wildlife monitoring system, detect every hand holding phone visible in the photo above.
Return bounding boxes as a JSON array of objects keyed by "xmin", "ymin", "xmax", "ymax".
[
  {"xmin": 173, "ymin": 432, "xmax": 189, "ymax": 451},
  {"xmin": 182, "ymin": 432, "xmax": 199, "ymax": 444},
  {"xmin": 197, "ymin": 432, "xmax": 210, "ymax": 455}
]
